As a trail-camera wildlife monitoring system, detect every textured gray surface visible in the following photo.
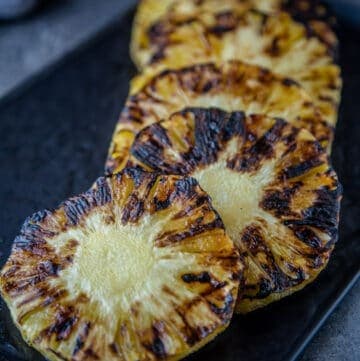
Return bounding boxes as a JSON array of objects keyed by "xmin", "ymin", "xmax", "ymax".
[
  {"xmin": 0, "ymin": 0, "xmax": 38, "ymax": 19},
  {"xmin": 301, "ymin": 280, "xmax": 360, "ymax": 361},
  {"xmin": 0, "ymin": 0, "xmax": 134, "ymax": 101}
]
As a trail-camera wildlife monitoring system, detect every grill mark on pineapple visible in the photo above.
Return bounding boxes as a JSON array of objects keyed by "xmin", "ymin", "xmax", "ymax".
[
  {"xmin": 92, "ymin": 176, "xmax": 112, "ymax": 205},
  {"xmin": 13, "ymin": 236, "xmax": 49, "ymax": 256},
  {"xmin": 174, "ymin": 306, "xmax": 203, "ymax": 346},
  {"xmin": 318, "ymin": 94, "xmax": 337, "ymax": 105},
  {"xmin": 72, "ymin": 322, "xmax": 91, "ymax": 356},
  {"xmin": 281, "ymin": 0, "xmax": 337, "ymax": 27},
  {"xmin": 150, "ymin": 47, "xmax": 167, "ymax": 64},
  {"xmin": 177, "ymin": 64, "xmax": 221, "ymax": 93},
  {"xmin": 47, "ymin": 349, "xmax": 68, "ymax": 361},
  {"xmin": 280, "ymin": 156, "xmax": 325, "ymax": 180},
  {"xmin": 282, "ymin": 77, "xmax": 300, "ymax": 87},
  {"xmin": 156, "ymin": 218, "xmax": 223, "ymax": 246},
  {"xmin": 109, "ymin": 342, "xmax": 120, "ymax": 355},
  {"xmin": 148, "ymin": 20, "xmax": 173, "ymax": 46},
  {"xmin": 1, "ymin": 265, "xmax": 19, "ymax": 278},
  {"xmin": 83, "ymin": 348, "xmax": 100, "ymax": 360},
  {"xmin": 208, "ymin": 292, "xmax": 234, "ymax": 320},
  {"xmin": 171, "ymin": 195, "xmax": 210, "ymax": 220},
  {"xmin": 4, "ymin": 235, "xmax": 77, "ymax": 297},
  {"xmin": 284, "ymin": 186, "xmax": 341, "ymax": 241},
  {"xmin": 162, "ymin": 285, "xmax": 178, "ymax": 298},
  {"xmin": 280, "ymin": 0, "xmax": 338, "ymax": 59},
  {"xmin": 182, "ymin": 272, "xmax": 211, "ymax": 284},
  {"xmin": 149, "ymin": 123, "xmax": 172, "ymax": 147},
  {"xmin": 241, "ymin": 225, "xmax": 267, "ymax": 253},
  {"xmin": 104, "ymin": 214, "xmax": 115, "ymax": 225},
  {"xmin": 120, "ymin": 169, "xmax": 160, "ymax": 223},
  {"xmin": 221, "ymin": 111, "xmax": 246, "ymax": 141},
  {"xmin": 241, "ymin": 224, "xmax": 308, "ymax": 299},
  {"xmin": 18, "ymin": 285, "xmax": 67, "ymax": 310},
  {"xmin": 14, "ymin": 212, "xmax": 57, "ymax": 249},
  {"xmin": 189, "ymin": 283, "xmax": 235, "ymax": 322},
  {"xmin": 193, "ymin": 113, "xmax": 222, "ymax": 162},
  {"xmin": 120, "ymin": 101, "xmax": 148, "ymax": 125},
  {"xmin": 38, "ymin": 260, "xmax": 60, "ymax": 276},
  {"xmin": 39, "ymin": 305, "xmax": 79, "ymax": 341},
  {"xmin": 228, "ymin": 118, "xmax": 286, "ymax": 173},
  {"xmin": 4, "ymin": 258, "xmax": 61, "ymax": 295},
  {"xmin": 17, "ymin": 288, "xmax": 47, "ymax": 307},
  {"xmin": 63, "ymin": 196, "xmax": 92, "ymax": 226},
  {"xmin": 41, "ymin": 288, "xmax": 68, "ymax": 308},
  {"xmin": 17, "ymin": 288, "xmax": 69, "ymax": 325},
  {"xmin": 260, "ymin": 182, "xmax": 303, "ymax": 217},
  {"xmin": 153, "ymin": 195, "xmax": 172, "ymax": 211},
  {"xmin": 121, "ymin": 194, "xmax": 145, "ymax": 224},
  {"xmin": 209, "ymin": 11, "xmax": 237, "ymax": 35},
  {"xmin": 143, "ymin": 322, "xmax": 168, "ymax": 359},
  {"xmin": 122, "ymin": 166, "xmax": 157, "ymax": 188},
  {"xmin": 266, "ymin": 36, "xmax": 282, "ymax": 57},
  {"xmin": 182, "ymin": 272, "xmax": 226, "ymax": 290},
  {"xmin": 289, "ymin": 225, "xmax": 324, "ymax": 249},
  {"xmin": 132, "ymin": 108, "xmax": 245, "ymax": 173},
  {"xmin": 173, "ymin": 177, "xmax": 202, "ymax": 199},
  {"xmin": 185, "ymin": 297, "xmax": 224, "ymax": 337}
]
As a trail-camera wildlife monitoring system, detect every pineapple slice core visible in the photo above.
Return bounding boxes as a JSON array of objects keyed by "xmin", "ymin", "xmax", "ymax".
[
  {"xmin": 60, "ymin": 212, "xmax": 155, "ymax": 312},
  {"xmin": 193, "ymin": 144, "xmax": 275, "ymax": 243}
]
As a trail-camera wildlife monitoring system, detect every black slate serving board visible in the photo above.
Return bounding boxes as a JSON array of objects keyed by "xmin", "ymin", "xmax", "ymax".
[{"xmin": 0, "ymin": 8, "xmax": 359, "ymax": 361}]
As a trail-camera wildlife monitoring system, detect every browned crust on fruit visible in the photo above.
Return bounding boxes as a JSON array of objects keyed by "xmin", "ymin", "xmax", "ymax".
[
  {"xmin": 280, "ymin": 0, "xmax": 338, "ymax": 58},
  {"xmin": 0, "ymin": 167, "xmax": 241, "ymax": 360},
  {"xmin": 147, "ymin": 7, "xmax": 337, "ymax": 64},
  {"xmin": 128, "ymin": 107, "xmax": 342, "ymax": 310},
  {"xmin": 106, "ymin": 61, "xmax": 333, "ymax": 175},
  {"xmin": 133, "ymin": 0, "xmax": 338, "ymax": 58},
  {"xmin": 130, "ymin": 3, "xmax": 341, "ymax": 130}
]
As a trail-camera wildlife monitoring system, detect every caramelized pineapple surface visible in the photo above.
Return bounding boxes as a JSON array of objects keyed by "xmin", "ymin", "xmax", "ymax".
[
  {"xmin": 128, "ymin": 108, "xmax": 342, "ymax": 313},
  {"xmin": 106, "ymin": 61, "xmax": 333, "ymax": 174},
  {"xmin": 0, "ymin": 168, "xmax": 241, "ymax": 360}
]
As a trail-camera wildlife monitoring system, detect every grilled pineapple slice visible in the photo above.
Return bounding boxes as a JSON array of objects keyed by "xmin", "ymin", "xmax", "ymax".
[
  {"xmin": 128, "ymin": 108, "xmax": 342, "ymax": 313},
  {"xmin": 0, "ymin": 168, "xmax": 242, "ymax": 361},
  {"xmin": 131, "ymin": 0, "xmax": 337, "ymax": 70},
  {"xmin": 133, "ymin": 7, "xmax": 341, "ymax": 126},
  {"xmin": 106, "ymin": 61, "xmax": 332, "ymax": 175}
]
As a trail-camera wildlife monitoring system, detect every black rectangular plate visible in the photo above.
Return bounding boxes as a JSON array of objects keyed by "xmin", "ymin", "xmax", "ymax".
[{"xmin": 0, "ymin": 8, "xmax": 359, "ymax": 361}]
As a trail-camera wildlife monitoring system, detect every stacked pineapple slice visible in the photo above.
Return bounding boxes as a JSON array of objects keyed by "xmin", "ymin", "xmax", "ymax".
[
  {"xmin": 1, "ymin": 171, "xmax": 241, "ymax": 360},
  {"xmin": 106, "ymin": 61, "xmax": 333, "ymax": 174},
  {"xmin": 127, "ymin": 108, "xmax": 341, "ymax": 313},
  {"xmin": 0, "ymin": 1, "xmax": 342, "ymax": 360}
]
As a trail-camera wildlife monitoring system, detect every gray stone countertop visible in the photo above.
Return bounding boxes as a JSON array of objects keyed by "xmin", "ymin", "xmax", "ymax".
[
  {"xmin": 300, "ymin": 280, "xmax": 359, "ymax": 361},
  {"xmin": 0, "ymin": 0, "xmax": 134, "ymax": 102}
]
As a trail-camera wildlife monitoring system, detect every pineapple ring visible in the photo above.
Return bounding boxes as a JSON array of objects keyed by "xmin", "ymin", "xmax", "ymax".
[
  {"xmin": 0, "ymin": 169, "xmax": 242, "ymax": 361},
  {"xmin": 134, "ymin": 7, "xmax": 341, "ymax": 126},
  {"xmin": 128, "ymin": 108, "xmax": 342, "ymax": 313},
  {"xmin": 106, "ymin": 61, "xmax": 333, "ymax": 175},
  {"xmin": 131, "ymin": 0, "xmax": 338, "ymax": 70}
]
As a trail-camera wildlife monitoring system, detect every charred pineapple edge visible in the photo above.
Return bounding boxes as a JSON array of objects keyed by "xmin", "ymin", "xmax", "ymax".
[
  {"xmin": 130, "ymin": 0, "xmax": 339, "ymax": 69},
  {"xmin": 126, "ymin": 107, "xmax": 342, "ymax": 314},
  {"xmin": 105, "ymin": 61, "xmax": 335, "ymax": 175},
  {"xmin": 0, "ymin": 169, "xmax": 242, "ymax": 361}
]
